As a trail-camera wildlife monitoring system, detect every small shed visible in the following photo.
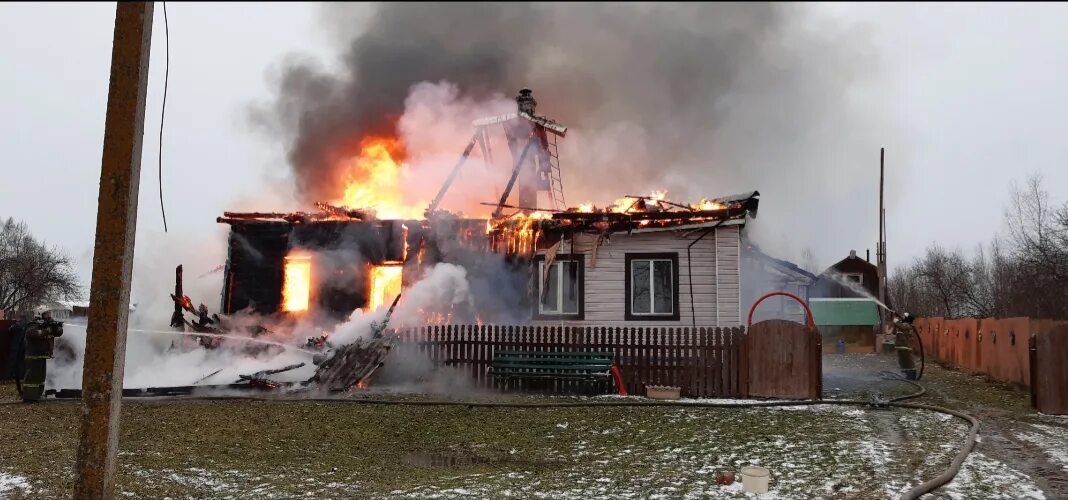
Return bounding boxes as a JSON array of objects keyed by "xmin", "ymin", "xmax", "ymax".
[{"xmin": 810, "ymin": 298, "xmax": 880, "ymax": 353}]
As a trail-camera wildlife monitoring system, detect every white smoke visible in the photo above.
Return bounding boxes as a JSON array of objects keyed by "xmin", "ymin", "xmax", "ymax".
[
  {"xmin": 328, "ymin": 262, "xmax": 476, "ymax": 345},
  {"xmin": 46, "ymin": 228, "xmax": 320, "ymax": 391},
  {"xmin": 394, "ymin": 81, "xmax": 517, "ymax": 215}
]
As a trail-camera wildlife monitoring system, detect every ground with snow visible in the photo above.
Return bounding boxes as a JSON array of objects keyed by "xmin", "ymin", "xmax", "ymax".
[{"xmin": 0, "ymin": 354, "xmax": 1064, "ymax": 499}]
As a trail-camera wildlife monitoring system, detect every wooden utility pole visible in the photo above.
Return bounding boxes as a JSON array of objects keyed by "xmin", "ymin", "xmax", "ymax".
[
  {"xmin": 74, "ymin": 3, "xmax": 154, "ymax": 498},
  {"xmin": 878, "ymin": 148, "xmax": 888, "ymax": 332}
]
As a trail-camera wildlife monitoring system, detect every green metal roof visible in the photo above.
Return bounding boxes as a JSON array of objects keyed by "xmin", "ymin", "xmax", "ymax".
[{"xmin": 809, "ymin": 299, "xmax": 880, "ymax": 326}]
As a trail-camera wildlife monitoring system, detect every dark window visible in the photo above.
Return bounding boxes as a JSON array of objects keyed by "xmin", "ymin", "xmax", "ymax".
[
  {"xmin": 625, "ymin": 253, "xmax": 680, "ymax": 321},
  {"xmin": 534, "ymin": 254, "xmax": 584, "ymax": 319}
]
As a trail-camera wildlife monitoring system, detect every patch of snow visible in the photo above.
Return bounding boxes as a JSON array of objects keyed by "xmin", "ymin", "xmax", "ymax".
[
  {"xmin": 943, "ymin": 452, "xmax": 1046, "ymax": 500},
  {"xmin": 1016, "ymin": 430, "xmax": 1068, "ymax": 470},
  {"xmin": 0, "ymin": 472, "xmax": 32, "ymax": 495}
]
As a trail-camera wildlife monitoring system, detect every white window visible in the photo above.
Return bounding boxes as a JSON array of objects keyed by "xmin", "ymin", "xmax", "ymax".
[
  {"xmin": 630, "ymin": 257, "xmax": 675, "ymax": 316},
  {"xmin": 539, "ymin": 259, "xmax": 581, "ymax": 315}
]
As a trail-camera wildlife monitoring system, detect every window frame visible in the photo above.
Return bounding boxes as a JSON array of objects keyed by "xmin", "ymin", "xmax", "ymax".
[
  {"xmin": 533, "ymin": 253, "xmax": 585, "ymax": 320},
  {"xmin": 784, "ymin": 283, "xmax": 804, "ymax": 314},
  {"xmin": 625, "ymin": 252, "xmax": 681, "ymax": 321}
]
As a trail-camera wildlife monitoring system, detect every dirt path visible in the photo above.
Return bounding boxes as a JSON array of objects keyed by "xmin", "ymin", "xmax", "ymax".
[{"xmin": 825, "ymin": 353, "xmax": 1068, "ymax": 499}]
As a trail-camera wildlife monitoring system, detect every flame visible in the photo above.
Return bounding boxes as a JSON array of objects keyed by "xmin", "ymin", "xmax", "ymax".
[
  {"xmin": 282, "ymin": 253, "xmax": 312, "ymax": 313},
  {"xmin": 368, "ymin": 264, "xmax": 403, "ymax": 311},
  {"xmin": 609, "ymin": 197, "xmax": 636, "ymax": 213},
  {"xmin": 578, "ymin": 202, "xmax": 594, "ymax": 213},
  {"xmin": 649, "ymin": 189, "xmax": 667, "ymax": 201},
  {"xmin": 694, "ymin": 198, "xmax": 724, "ymax": 211},
  {"xmin": 356, "ymin": 380, "xmax": 369, "ymax": 390},
  {"xmin": 336, "ymin": 137, "xmax": 424, "ymax": 220}
]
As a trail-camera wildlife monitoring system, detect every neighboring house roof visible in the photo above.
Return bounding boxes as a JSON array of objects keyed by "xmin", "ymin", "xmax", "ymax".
[
  {"xmin": 809, "ymin": 298, "xmax": 881, "ymax": 326},
  {"xmin": 745, "ymin": 242, "xmax": 817, "ymax": 284}
]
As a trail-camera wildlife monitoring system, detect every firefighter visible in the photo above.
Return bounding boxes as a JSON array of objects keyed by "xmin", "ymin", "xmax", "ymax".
[
  {"xmin": 20, "ymin": 311, "xmax": 64, "ymax": 402},
  {"xmin": 891, "ymin": 312, "xmax": 919, "ymax": 380},
  {"xmin": 3, "ymin": 311, "xmax": 31, "ymax": 396}
]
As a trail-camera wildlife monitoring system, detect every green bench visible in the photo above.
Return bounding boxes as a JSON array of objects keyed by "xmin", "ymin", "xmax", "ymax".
[{"xmin": 490, "ymin": 350, "xmax": 614, "ymax": 392}]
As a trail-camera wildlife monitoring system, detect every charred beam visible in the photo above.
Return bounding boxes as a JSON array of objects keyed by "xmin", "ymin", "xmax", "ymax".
[
  {"xmin": 426, "ymin": 128, "xmax": 482, "ymax": 215},
  {"xmin": 492, "ymin": 136, "xmax": 539, "ymax": 219},
  {"xmin": 549, "ymin": 207, "xmax": 749, "ymax": 222}
]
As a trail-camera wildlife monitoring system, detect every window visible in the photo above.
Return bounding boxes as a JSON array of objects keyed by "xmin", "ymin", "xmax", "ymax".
[
  {"xmin": 845, "ymin": 273, "xmax": 863, "ymax": 284},
  {"xmin": 535, "ymin": 254, "xmax": 584, "ymax": 319},
  {"xmin": 785, "ymin": 284, "xmax": 804, "ymax": 314},
  {"xmin": 625, "ymin": 253, "xmax": 680, "ymax": 321}
]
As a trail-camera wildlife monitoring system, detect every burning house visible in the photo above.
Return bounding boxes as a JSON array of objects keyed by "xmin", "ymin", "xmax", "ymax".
[
  {"xmin": 217, "ymin": 210, "xmax": 490, "ymax": 322},
  {"xmin": 210, "ymin": 89, "xmax": 796, "ymax": 333},
  {"xmin": 490, "ymin": 192, "xmax": 760, "ymax": 327}
]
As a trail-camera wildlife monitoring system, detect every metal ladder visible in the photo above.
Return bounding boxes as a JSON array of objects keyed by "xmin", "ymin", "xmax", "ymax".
[{"xmin": 547, "ymin": 134, "xmax": 566, "ymax": 209}]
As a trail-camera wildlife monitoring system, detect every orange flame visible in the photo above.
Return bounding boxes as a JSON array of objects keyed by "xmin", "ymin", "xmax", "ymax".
[
  {"xmin": 695, "ymin": 198, "xmax": 724, "ymax": 211},
  {"xmin": 368, "ymin": 264, "xmax": 403, "ymax": 311},
  {"xmin": 336, "ymin": 137, "xmax": 424, "ymax": 220},
  {"xmin": 282, "ymin": 253, "xmax": 312, "ymax": 313}
]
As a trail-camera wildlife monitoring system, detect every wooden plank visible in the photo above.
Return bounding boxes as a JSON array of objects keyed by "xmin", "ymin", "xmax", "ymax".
[
  {"xmin": 1035, "ymin": 324, "xmax": 1068, "ymax": 415},
  {"xmin": 491, "ymin": 325, "xmax": 500, "ymax": 391},
  {"xmin": 697, "ymin": 327, "xmax": 706, "ymax": 397},
  {"xmin": 733, "ymin": 326, "xmax": 743, "ymax": 397},
  {"xmin": 671, "ymin": 327, "xmax": 678, "ymax": 390},
  {"xmin": 707, "ymin": 327, "xmax": 716, "ymax": 398},
  {"xmin": 469, "ymin": 326, "xmax": 478, "ymax": 384},
  {"xmin": 683, "ymin": 327, "xmax": 692, "ymax": 398},
  {"xmin": 743, "ymin": 324, "xmax": 751, "ymax": 397},
  {"xmin": 723, "ymin": 326, "xmax": 733, "ymax": 397},
  {"xmin": 657, "ymin": 327, "xmax": 666, "ymax": 387}
]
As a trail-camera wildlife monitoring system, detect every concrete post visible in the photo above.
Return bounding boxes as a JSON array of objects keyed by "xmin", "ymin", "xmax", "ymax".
[{"xmin": 73, "ymin": 3, "xmax": 154, "ymax": 498}]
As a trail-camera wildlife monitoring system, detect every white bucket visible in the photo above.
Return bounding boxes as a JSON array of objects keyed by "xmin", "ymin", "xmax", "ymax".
[{"xmin": 740, "ymin": 466, "xmax": 770, "ymax": 494}]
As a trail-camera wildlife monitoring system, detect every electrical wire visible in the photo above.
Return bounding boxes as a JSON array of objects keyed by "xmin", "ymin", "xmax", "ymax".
[{"xmin": 158, "ymin": 1, "xmax": 170, "ymax": 232}]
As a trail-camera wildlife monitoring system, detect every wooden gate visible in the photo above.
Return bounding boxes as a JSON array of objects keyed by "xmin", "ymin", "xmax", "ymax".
[{"xmin": 745, "ymin": 319, "xmax": 822, "ymax": 399}]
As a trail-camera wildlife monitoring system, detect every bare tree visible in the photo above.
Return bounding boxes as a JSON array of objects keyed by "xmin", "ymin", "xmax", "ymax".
[
  {"xmin": 1007, "ymin": 175, "xmax": 1068, "ymax": 282},
  {"xmin": 0, "ymin": 217, "xmax": 82, "ymax": 315},
  {"xmin": 799, "ymin": 247, "xmax": 820, "ymax": 275},
  {"xmin": 891, "ymin": 175, "xmax": 1068, "ymax": 320}
]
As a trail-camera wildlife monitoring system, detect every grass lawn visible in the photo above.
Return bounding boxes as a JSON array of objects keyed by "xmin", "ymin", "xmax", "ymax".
[{"xmin": 0, "ymin": 354, "xmax": 1064, "ymax": 499}]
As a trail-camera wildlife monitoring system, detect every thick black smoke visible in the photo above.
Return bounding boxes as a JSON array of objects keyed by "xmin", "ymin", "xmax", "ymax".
[{"xmin": 255, "ymin": 2, "xmax": 892, "ymax": 263}]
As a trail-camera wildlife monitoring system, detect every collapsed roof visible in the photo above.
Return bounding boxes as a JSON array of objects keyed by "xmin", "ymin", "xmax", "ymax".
[{"xmin": 492, "ymin": 190, "xmax": 760, "ymax": 235}]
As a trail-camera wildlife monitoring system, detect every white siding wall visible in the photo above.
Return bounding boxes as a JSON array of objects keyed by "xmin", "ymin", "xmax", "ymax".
[{"xmin": 533, "ymin": 225, "xmax": 742, "ymax": 327}]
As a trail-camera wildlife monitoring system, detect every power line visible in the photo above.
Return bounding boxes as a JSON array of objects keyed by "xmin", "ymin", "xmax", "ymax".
[{"xmin": 158, "ymin": 1, "xmax": 170, "ymax": 232}]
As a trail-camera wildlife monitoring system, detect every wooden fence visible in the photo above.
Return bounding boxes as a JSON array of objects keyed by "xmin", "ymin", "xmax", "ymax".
[
  {"xmin": 396, "ymin": 321, "xmax": 821, "ymax": 399},
  {"xmin": 914, "ymin": 317, "xmax": 1068, "ymax": 415}
]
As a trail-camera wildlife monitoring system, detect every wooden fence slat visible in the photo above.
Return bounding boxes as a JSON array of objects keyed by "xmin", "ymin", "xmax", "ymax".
[{"xmin": 699, "ymin": 327, "xmax": 708, "ymax": 397}]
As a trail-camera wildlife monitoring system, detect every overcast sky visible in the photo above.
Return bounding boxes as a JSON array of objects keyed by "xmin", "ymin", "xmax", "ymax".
[{"xmin": 2, "ymin": 2, "xmax": 1068, "ymax": 296}]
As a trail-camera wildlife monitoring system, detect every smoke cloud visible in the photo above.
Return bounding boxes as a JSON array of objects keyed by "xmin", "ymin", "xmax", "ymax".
[{"xmin": 253, "ymin": 2, "xmax": 895, "ymax": 264}]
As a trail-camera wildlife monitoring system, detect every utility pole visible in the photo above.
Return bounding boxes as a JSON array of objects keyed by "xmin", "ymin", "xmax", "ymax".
[
  {"xmin": 878, "ymin": 148, "xmax": 888, "ymax": 336},
  {"xmin": 74, "ymin": 3, "xmax": 153, "ymax": 498}
]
